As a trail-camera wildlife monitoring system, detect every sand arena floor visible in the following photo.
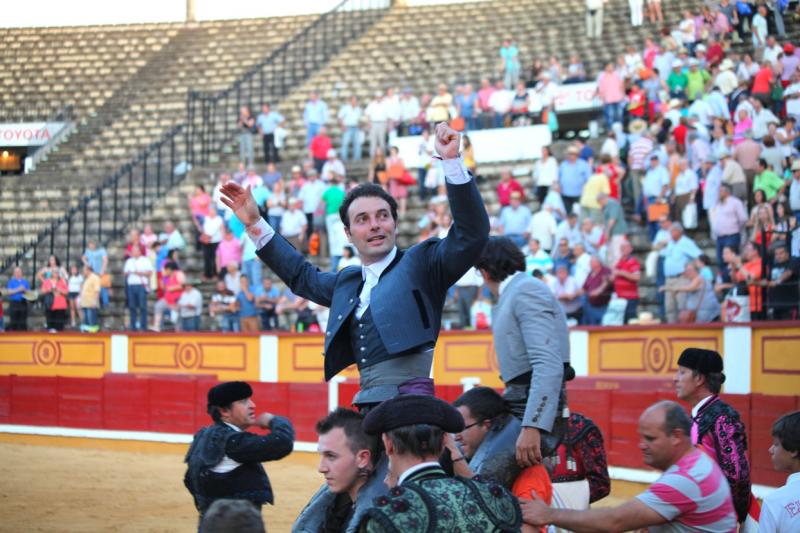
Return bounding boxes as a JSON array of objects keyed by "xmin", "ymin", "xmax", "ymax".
[{"xmin": 0, "ymin": 436, "xmax": 636, "ymax": 532}]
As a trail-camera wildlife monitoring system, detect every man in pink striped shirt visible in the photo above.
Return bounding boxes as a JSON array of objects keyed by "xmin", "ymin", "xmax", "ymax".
[{"xmin": 521, "ymin": 400, "xmax": 737, "ymax": 532}]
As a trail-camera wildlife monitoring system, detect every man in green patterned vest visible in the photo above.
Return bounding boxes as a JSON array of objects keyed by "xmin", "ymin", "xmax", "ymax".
[{"xmin": 358, "ymin": 394, "xmax": 522, "ymax": 532}]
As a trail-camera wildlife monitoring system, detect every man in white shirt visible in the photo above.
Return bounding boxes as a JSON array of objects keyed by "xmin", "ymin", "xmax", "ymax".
[
  {"xmin": 364, "ymin": 92, "xmax": 388, "ymax": 158},
  {"xmin": 298, "ymin": 170, "xmax": 326, "ymax": 242},
  {"xmin": 555, "ymin": 213, "xmax": 582, "ymax": 247},
  {"xmin": 528, "ymin": 205, "xmax": 558, "ymax": 252},
  {"xmin": 320, "ymin": 149, "xmax": 346, "ymax": 183},
  {"xmin": 763, "ymin": 36, "xmax": 784, "ymax": 67},
  {"xmin": 279, "ymin": 198, "xmax": 308, "ymax": 251},
  {"xmin": 760, "ymin": 411, "xmax": 800, "ymax": 533},
  {"xmin": 177, "ymin": 279, "xmax": 203, "ymax": 331},
  {"xmin": 752, "ymin": 5, "xmax": 769, "ymax": 55},
  {"xmin": 123, "ymin": 246, "xmax": 152, "ymax": 331},
  {"xmin": 337, "ymin": 95, "xmax": 363, "ymax": 161},
  {"xmin": 488, "ymin": 80, "xmax": 514, "ymax": 128},
  {"xmin": 398, "ymin": 88, "xmax": 421, "ymax": 136}
]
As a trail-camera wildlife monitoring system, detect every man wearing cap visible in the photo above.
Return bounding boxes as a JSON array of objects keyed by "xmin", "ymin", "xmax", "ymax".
[
  {"xmin": 674, "ymin": 348, "xmax": 755, "ymax": 525},
  {"xmin": 720, "ymin": 149, "xmax": 748, "ymax": 203},
  {"xmin": 221, "ymin": 123, "xmax": 488, "ymax": 408},
  {"xmin": 476, "ymin": 236, "xmax": 570, "ymax": 468},
  {"xmin": 559, "ymin": 145, "xmax": 591, "ymax": 216},
  {"xmin": 184, "ymin": 381, "xmax": 295, "ymax": 521},
  {"xmin": 358, "ymin": 394, "xmax": 522, "ymax": 532},
  {"xmin": 321, "ymin": 149, "xmax": 346, "ymax": 184}
]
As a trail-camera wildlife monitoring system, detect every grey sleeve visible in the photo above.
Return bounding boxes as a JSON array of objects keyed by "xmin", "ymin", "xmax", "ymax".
[{"xmin": 513, "ymin": 283, "xmax": 564, "ymax": 432}]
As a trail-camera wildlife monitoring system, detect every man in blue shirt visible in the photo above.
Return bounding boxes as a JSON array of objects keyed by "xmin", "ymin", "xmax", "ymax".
[
  {"xmin": 303, "ymin": 91, "xmax": 329, "ymax": 147},
  {"xmin": 559, "ymin": 146, "xmax": 591, "ymax": 215},
  {"xmin": 642, "ymin": 155, "xmax": 670, "ymax": 242},
  {"xmin": 499, "ymin": 191, "xmax": 532, "ymax": 248},
  {"xmin": 256, "ymin": 103, "xmax": 284, "ymax": 164},
  {"xmin": 661, "ymin": 223, "xmax": 702, "ymax": 323},
  {"xmin": 6, "ymin": 267, "xmax": 30, "ymax": 331},
  {"xmin": 82, "ymin": 239, "xmax": 109, "ymax": 307}
]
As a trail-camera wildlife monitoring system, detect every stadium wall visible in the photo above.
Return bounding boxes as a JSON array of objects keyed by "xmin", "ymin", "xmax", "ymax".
[{"xmin": 1, "ymin": 324, "xmax": 798, "ymax": 488}]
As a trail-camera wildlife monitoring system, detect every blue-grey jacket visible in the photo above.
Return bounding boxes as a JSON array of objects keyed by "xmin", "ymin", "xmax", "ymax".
[{"xmin": 256, "ymin": 178, "xmax": 489, "ymax": 381}]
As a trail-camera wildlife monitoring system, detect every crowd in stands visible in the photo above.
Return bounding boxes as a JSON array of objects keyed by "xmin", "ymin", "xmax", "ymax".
[{"xmin": 3, "ymin": 0, "xmax": 800, "ymax": 332}]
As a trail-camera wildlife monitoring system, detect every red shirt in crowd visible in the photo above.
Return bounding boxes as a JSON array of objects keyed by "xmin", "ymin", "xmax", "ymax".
[
  {"xmin": 706, "ymin": 43, "xmax": 724, "ymax": 67},
  {"xmin": 752, "ymin": 66, "xmax": 773, "ymax": 95},
  {"xmin": 673, "ymin": 123, "xmax": 688, "ymax": 149},
  {"xmin": 496, "ymin": 179, "xmax": 525, "ymax": 207},
  {"xmin": 627, "ymin": 87, "xmax": 646, "ymax": 118},
  {"xmin": 309, "ymin": 134, "xmax": 332, "ymax": 160},
  {"xmin": 583, "ymin": 266, "xmax": 613, "ymax": 307},
  {"xmin": 614, "ymin": 255, "xmax": 641, "ymax": 300}
]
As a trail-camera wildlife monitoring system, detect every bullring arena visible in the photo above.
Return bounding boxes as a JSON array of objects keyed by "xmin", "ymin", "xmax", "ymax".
[{"xmin": 3, "ymin": 0, "xmax": 800, "ymax": 530}]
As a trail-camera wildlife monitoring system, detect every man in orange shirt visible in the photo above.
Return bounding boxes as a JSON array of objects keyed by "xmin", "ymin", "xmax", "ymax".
[{"xmin": 732, "ymin": 242, "xmax": 764, "ymax": 319}]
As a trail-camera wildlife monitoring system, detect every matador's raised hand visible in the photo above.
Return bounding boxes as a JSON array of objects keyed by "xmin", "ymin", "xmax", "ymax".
[{"xmin": 434, "ymin": 122, "xmax": 461, "ymax": 160}]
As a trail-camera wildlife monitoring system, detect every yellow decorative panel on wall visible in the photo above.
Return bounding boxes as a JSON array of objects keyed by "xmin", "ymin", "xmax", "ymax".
[
  {"xmin": 433, "ymin": 332, "xmax": 502, "ymax": 387},
  {"xmin": 277, "ymin": 334, "xmax": 358, "ymax": 383},
  {"xmin": 0, "ymin": 334, "xmax": 109, "ymax": 377},
  {"xmin": 752, "ymin": 326, "xmax": 800, "ymax": 396}
]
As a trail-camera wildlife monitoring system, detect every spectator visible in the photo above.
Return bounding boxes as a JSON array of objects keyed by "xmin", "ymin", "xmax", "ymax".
[
  {"xmin": 398, "ymin": 87, "xmax": 421, "ymax": 135},
  {"xmin": 240, "ymin": 168, "xmax": 263, "ymax": 190},
  {"xmin": 159, "ymin": 220, "xmax": 186, "ymax": 252},
  {"xmin": 240, "ymin": 235, "xmax": 262, "ymax": 296},
  {"xmin": 626, "ymin": 125, "xmax": 656, "ymax": 211},
  {"xmin": 642, "ymin": 154, "xmax": 671, "ymax": 241},
  {"xmin": 215, "ymin": 227, "xmax": 242, "ymax": 278},
  {"xmin": 266, "ymin": 178, "xmax": 286, "ymax": 231},
  {"xmin": 533, "ymin": 146, "xmax": 558, "ymax": 204},
  {"xmin": 525, "ymin": 237, "xmax": 554, "ymax": 274},
  {"xmin": 151, "ymin": 262, "xmax": 183, "ymax": 332},
  {"xmin": 209, "ymin": 280, "xmax": 238, "ymax": 333},
  {"xmin": 364, "ymin": 91, "xmax": 387, "ymax": 159},
  {"xmin": 303, "ymin": 90, "xmax": 328, "ymax": 146},
  {"xmin": 123, "ymin": 245, "xmax": 151, "ymax": 331},
  {"xmin": 223, "ymin": 262, "xmax": 241, "ymax": 297},
  {"xmin": 628, "ymin": 0, "xmax": 643, "ymax": 26},
  {"xmin": 5, "ymin": 267, "xmax": 29, "ymax": 331},
  {"xmin": 316, "ymin": 172, "xmax": 346, "ymax": 271},
  {"xmin": 499, "ymin": 191, "xmax": 532, "ymax": 247},
  {"xmin": 528, "ymin": 205, "xmax": 558, "ymax": 252},
  {"xmin": 553, "ymin": 264, "xmax": 583, "ymax": 322},
  {"xmin": 456, "ymin": 83, "xmax": 479, "ymax": 131},
  {"xmin": 732, "ymin": 242, "xmax": 764, "ymax": 319},
  {"xmin": 582, "ymin": 255, "xmax": 612, "ymax": 325},
  {"xmin": 713, "ymin": 183, "xmax": 748, "ymax": 269},
  {"xmin": 760, "ymin": 411, "xmax": 800, "ymax": 532},
  {"xmin": 462, "ymin": 134, "xmax": 477, "ymax": 175},
  {"xmin": 77, "ymin": 265, "xmax": 101, "ymax": 333},
  {"xmin": 543, "ymin": 182, "xmax": 567, "ymax": 222},
  {"xmin": 671, "ymin": 158, "xmax": 698, "ymax": 223},
  {"xmin": 572, "ymin": 241, "xmax": 593, "ymax": 287},
  {"xmin": 200, "ymin": 499, "xmax": 265, "ymax": 533},
  {"xmin": 309, "ymin": 127, "xmax": 333, "ymax": 174},
  {"xmin": 453, "ymin": 267, "xmax": 483, "ymax": 329},
  {"xmin": 663, "ymin": 223, "xmax": 702, "ymax": 323},
  {"xmin": 67, "ymin": 264, "xmax": 83, "ymax": 328},
  {"xmin": 338, "ymin": 245, "xmax": 361, "ymax": 270},
  {"xmin": 750, "ymin": 204, "xmax": 775, "ymax": 251},
  {"xmin": 279, "ymin": 198, "xmax": 307, "ymax": 252},
  {"xmin": 579, "ymin": 217, "xmax": 603, "ymax": 256},
  {"xmin": 720, "ymin": 149, "xmax": 749, "ymax": 205},
  {"xmin": 187, "ymin": 186, "xmax": 211, "ymax": 241},
  {"xmin": 298, "ymin": 169, "xmax": 325, "ymax": 243},
  {"xmin": 140, "ymin": 223, "xmax": 158, "ymax": 250},
  {"xmin": 41, "ymin": 266, "xmax": 68, "ymax": 332},
  {"xmin": 663, "ymin": 262, "xmax": 721, "ymax": 323},
  {"xmin": 551, "ymin": 238, "xmax": 573, "ymax": 272},
  {"xmin": 598, "ymin": 192, "xmax": 628, "ymax": 267},
  {"xmin": 579, "ymin": 169, "xmax": 610, "ymax": 224},
  {"xmin": 235, "ymin": 274, "xmax": 259, "ymax": 333},
  {"xmin": 760, "ymin": 135, "xmax": 784, "ymax": 176},
  {"xmin": 596, "ymin": 62, "xmax": 625, "ymax": 129},
  {"xmin": 201, "ymin": 207, "xmax": 224, "ymax": 280},
  {"xmin": 386, "ymin": 146, "xmax": 410, "ymax": 218},
  {"xmin": 255, "ymin": 102, "xmax": 283, "ymax": 164},
  {"xmin": 523, "ymin": 400, "xmax": 735, "ymax": 531},
  {"xmin": 82, "ymin": 239, "xmax": 109, "ymax": 307},
  {"xmin": 555, "ymin": 212, "xmax": 581, "ymax": 247},
  {"xmin": 497, "ymin": 168, "xmax": 526, "ymax": 207},
  {"xmin": 559, "ymin": 146, "xmax": 591, "ymax": 215},
  {"xmin": 488, "ymin": 79, "xmax": 514, "ymax": 128},
  {"xmin": 476, "ymin": 77, "xmax": 496, "ymax": 129},
  {"xmin": 613, "ymin": 240, "xmax": 641, "ymax": 323},
  {"xmin": 177, "ymin": 279, "xmax": 203, "ymax": 332},
  {"xmin": 428, "ymin": 83, "xmax": 453, "ymax": 123},
  {"xmin": 500, "ymin": 38, "xmax": 521, "ymax": 88},
  {"xmin": 767, "ymin": 244, "xmax": 799, "ymax": 320},
  {"xmin": 754, "ymin": 158, "xmax": 787, "ymax": 202},
  {"xmin": 751, "ymin": 5, "xmax": 768, "ymax": 55},
  {"xmin": 338, "ymin": 95, "xmax": 363, "ymax": 161},
  {"xmin": 256, "ymin": 278, "xmax": 280, "ymax": 331},
  {"xmin": 237, "ymin": 106, "xmax": 255, "ymax": 167}
]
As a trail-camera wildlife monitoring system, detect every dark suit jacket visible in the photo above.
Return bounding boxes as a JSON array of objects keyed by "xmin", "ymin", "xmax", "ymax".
[{"xmin": 256, "ymin": 178, "xmax": 488, "ymax": 380}]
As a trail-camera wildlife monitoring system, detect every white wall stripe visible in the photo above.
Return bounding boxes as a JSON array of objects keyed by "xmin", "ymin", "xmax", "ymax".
[
  {"xmin": 110, "ymin": 334, "xmax": 129, "ymax": 373},
  {"xmin": 569, "ymin": 329, "xmax": 589, "ymax": 377},
  {"xmin": 259, "ymin": 335, "xmax": 279, "ymax": 382},
  {"xmin": 722, "ymin": 326, "xmax": 752, "ymax": 394}
]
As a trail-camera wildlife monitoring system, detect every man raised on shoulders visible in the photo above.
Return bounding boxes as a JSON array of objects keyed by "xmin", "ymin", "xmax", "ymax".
[{"xmin": 220, "ymin": 123, "xmax": 489, "ymax": 409}]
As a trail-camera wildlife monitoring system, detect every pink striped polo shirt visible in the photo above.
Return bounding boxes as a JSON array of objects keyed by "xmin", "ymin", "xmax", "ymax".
[{"xmin": 636, "ymin": 448, "xmax": 737, "ymax": 532}]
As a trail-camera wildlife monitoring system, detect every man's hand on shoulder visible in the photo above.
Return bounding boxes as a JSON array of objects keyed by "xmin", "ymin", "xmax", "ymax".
[
  {"xmin": 256, "ymin": 413, "xmax": 275, "ymax": 429},
  {"xmin": 434, "ymin": 122, "xmax": 460, "ymax": 160},
  {"xmin": 219, "ymin": 182, "xmax": 261, "ymax": 227}
]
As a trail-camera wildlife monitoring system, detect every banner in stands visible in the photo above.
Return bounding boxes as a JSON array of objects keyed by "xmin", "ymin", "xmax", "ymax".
[
  {"xmin": 395, "ymin": 124, "xmax": 553, "ymax": 167},
  {"xmin": 0, "ymin": 122, "xmax": 67, "ymax": 147},
  {"xmin": 527, "ymin": 82, "xmax": 601, "ymax": 114}
]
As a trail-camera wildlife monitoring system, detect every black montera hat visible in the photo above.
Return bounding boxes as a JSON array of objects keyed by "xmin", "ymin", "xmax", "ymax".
[
  {"xmin": 207, "ymin": 381, "xmax": 253, "ymax": 408},
  {"xmin": 363, "ymin": 394, "xmax": 465, "ymax": 435},
  {"xmin": 677, "ymin": 348, "xmax": 724, "ymax": 376}
]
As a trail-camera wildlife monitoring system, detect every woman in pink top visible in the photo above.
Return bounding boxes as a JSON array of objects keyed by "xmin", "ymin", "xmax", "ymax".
[
  {"xmin": 188, "ymin": 184, "xmax": 211, "ymax": 228},
  {"xmin": 42, "ymin": 267, "xmax": 69, "ymax": 331},
  {"xmin": 215, "ymin": 227, "xmax": 242, "ymax": 276},
  {"xmin": 597, "ymin": 63, "xmax": 625, "ymax": 129}
]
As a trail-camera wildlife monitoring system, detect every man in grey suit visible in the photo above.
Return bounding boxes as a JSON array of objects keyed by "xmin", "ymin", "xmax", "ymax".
[
  {"xmin": 476, "ymin": 236, "xmax": 570, "ymax": 468},
  {"xmin": 220, "ymin": 123, "xmax": 489, "ymax": 408}
]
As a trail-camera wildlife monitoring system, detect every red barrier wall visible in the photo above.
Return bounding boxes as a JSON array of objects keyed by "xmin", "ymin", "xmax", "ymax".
[{"xmin": 1, "ymin": 375, "xmax": 797, "ymax": 487}]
